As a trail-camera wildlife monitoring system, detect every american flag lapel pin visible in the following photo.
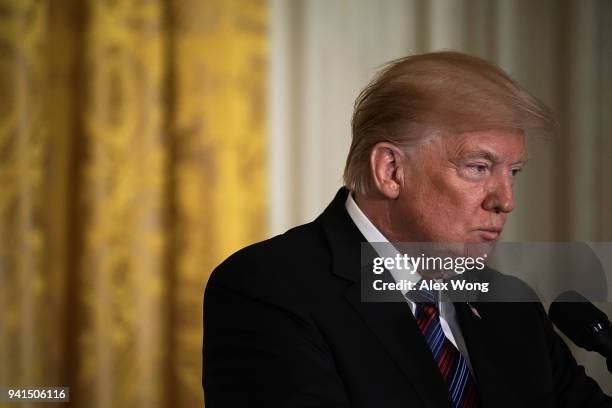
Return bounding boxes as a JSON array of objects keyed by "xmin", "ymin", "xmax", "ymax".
[{"xmin": 467, "ymin": 302, "xmax": 481, "ymax": 319}]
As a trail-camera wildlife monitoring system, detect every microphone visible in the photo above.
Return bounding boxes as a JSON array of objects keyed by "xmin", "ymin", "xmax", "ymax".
[{"xmin": 549, "ymin": 291, "xmax": 612, "ymax": 374}]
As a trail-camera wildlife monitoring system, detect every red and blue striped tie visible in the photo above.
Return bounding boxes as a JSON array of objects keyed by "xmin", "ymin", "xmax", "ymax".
[{"xmin": 414, "ymin": 293, "xmax": 480, "ymax": 407}]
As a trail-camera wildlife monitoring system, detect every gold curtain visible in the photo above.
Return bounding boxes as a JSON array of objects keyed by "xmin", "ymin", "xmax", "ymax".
[{"xmin": 0, "ymin": 0, "xmax": 267, "ymax": 407}]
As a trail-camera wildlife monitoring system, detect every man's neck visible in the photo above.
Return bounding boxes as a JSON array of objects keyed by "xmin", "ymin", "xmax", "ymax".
[{"xmin": 353, "ymin": 191, "xmax": 399, "ymax": 242}]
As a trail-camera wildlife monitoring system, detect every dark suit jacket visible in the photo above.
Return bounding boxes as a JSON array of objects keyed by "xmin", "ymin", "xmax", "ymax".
[{"xmin": 203, "ymin": 188, "xmax": 612, "ymax": 407}]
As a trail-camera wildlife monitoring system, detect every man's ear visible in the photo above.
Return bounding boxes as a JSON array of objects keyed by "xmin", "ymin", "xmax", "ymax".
[{"xmin": 369, "ymin": 142, "xmax": 404, "ymax": 199}]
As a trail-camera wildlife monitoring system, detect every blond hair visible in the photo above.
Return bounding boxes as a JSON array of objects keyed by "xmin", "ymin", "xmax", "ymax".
[{"xmin": 343, "ymin": 51, "xmax": 558, "ymax": 195}]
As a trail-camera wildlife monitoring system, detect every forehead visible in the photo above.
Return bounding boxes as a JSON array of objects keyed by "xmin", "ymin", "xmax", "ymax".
[{"xmin": 443, "ymin": 129, "xmax": 527, "ymax": 162}]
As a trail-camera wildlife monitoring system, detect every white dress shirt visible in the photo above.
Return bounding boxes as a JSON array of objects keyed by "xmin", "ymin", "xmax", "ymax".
[{"xmin": 345, "ymin": 193, "xmax": 473, "ymax": 371}]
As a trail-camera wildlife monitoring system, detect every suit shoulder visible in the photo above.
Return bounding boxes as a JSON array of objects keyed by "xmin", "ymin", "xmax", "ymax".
[{"xmin": 207, "ymin": 221, "xmax": 330, "ymax": 290}]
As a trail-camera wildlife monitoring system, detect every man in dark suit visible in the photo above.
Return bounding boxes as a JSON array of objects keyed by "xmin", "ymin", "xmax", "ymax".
[{"xmin": 203, "ymin": 52, "xmax": 612, "ymax": 407}]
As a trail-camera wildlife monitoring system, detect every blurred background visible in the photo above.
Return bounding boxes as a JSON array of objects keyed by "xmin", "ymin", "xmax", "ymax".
[{"xmin": 0, "ymin": 0, "xmax": 610, "ymax": 406}]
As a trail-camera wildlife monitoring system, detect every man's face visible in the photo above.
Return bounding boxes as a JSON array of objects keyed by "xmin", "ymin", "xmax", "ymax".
[{"xmin": 390, "ymin": 129, "xmax": 526, "ymax": 244}]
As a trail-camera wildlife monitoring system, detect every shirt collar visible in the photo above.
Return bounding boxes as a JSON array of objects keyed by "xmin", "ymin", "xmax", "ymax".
[
  {"xmin": 345, "ymin": 191, "xmax": 388, "ymax": 243},
  {"xmin": 344, "ymin": 192, "xmax": 422, "ymax": 294}
]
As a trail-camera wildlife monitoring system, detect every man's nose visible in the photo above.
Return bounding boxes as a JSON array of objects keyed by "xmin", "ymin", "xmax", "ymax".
[{"xmin": 483, "ymin": 176, "xmax": 515, "ymax": 214}]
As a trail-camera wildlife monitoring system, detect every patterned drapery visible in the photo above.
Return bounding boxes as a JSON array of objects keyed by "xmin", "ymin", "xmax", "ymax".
[{"xmin": 0, "ymin": 0, "xmax": 267, "ymax": 407}]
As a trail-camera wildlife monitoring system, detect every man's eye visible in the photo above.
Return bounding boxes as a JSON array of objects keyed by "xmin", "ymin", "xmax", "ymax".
[
  {"xmin": 468, "ymin": 164, "xmax": 489, "ymax": 174},
  {"xmin": 511, "ymin": 168, "xmax": 522, "ymax": 177}
]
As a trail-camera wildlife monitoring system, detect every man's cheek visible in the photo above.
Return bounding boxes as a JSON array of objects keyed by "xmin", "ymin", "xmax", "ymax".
[{"xmin": 433, "ymin": 183, "xmax": 473, "ymax": 210}]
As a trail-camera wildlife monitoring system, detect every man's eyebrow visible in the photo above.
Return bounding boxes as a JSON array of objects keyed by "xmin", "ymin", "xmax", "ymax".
[
  {"xmin": 460, "ymin": 149, "xmax": 529, "ymax": 164},
  {"xmin": 460, "ymin": 150, "xmax": 501, "ymax": 163}
]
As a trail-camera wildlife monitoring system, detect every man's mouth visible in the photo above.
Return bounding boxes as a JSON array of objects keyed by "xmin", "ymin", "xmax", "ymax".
[{"xmin": 476, "ymin": 228, "xmax": 502, "ymax": 241}]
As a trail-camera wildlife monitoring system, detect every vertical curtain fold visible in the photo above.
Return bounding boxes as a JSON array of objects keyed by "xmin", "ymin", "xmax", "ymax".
[
  {"xmin": 0, "ymin": 0, "xmax": 50, "ymax": 394},
  {"xmin": 76, "ymin": 1, "xmax": 168, "ymax": 406}
]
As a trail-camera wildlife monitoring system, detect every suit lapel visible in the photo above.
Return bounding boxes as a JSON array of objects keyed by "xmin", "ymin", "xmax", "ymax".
[
  {"xmin": 317, "ymin": 188, "xmax": 452, "ymax": 408},
  {"xmin": 454, "ymin": 302, "xmax": 517, "ymax": 407},
  {"xmin": 344, "ymin": 283, "xmax": 453, "ymax": 408},
  {"xmin": 452, "ymin": 274, "xmax": 537, "ymax": 407}
]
